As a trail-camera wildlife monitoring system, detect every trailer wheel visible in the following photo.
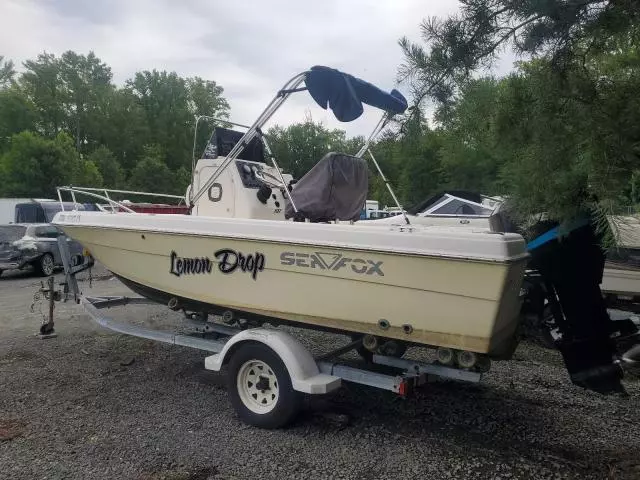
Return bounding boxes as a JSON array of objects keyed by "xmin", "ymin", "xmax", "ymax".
[{"xmin": 227, "ymin": 342, "xmax": 302, "ymax": 429}]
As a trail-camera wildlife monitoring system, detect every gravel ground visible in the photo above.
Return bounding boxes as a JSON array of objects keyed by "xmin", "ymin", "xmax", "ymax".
[{"xmin": 1, "ymin": 264, "xmax": 639, "ymax": 480}]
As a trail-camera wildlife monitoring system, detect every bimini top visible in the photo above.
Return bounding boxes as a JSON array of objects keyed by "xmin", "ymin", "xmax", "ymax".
[
  {"xmin": 305, "ymin": 65, "xmax": 408, "ymax": 122},
  {"xmin": 186, "ymin": 64, "xmax": 409, "ymax": 207}
]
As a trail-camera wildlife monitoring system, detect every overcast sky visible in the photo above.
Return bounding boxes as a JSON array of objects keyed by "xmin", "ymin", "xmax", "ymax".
[{"xmin": 2, "ymin": 0, "xmax": 515, "ymax": 137}]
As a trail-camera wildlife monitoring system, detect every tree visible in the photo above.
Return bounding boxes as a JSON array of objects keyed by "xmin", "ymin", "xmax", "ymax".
[
  {"xmin": 492, "ymin": 55, "xmax": 640, "ymax": 226},
  {"xmin": 127, "ymin": 70, "xmax": 230, "ymax": 171},
  {"xmin": 76, "ymin": 159, "xmax": 103, "ymax": 187},
  {"xmin": 266, "ymin": 117, "xmax": 361, "ymax": 179},
  {"xmin": 2, "ymin": 50, "xmax": 231, "ymax": 196},
  {"xmin": 0, "ymin": 131, "xmax": 89, "ymax": 196},
  {"xmin": 128, "ymin": 144, "xmax": 175, "ymax": 194},
  {"xmin": 20, "ymin": 53, "xmax": 64, "ymax": 137},
  {"xmin": 97, "ymin": 88, "xmax": 150, "ymax": 172},
  {"xmin": 437, "ymin": 77, "xmax": 503, "ymax": 193},
  {"xmin": 174, "ymin": 166, "xmax": 192, "ymax": 196},
  {"xmin": 0, "ymin": 55, "xmax": 16, "ymax": 88},
  {"xmin": 88, "ymin": 145, "xmax": 123, "ymax": 188},
  {"xmin": 395, "ymin": 114, "xmax": 443, "ymax": 206},
  {"xmin": 399, "ymin": 0, "xmax": 640, "ymax": 109},
  {"xmin": 0, "ymin": 88, "xmax": 37, "ymax": 152},
  {"xmin": 187, "ymin": 77, "xmax": 231, "ymax": 157},
  {"xmin": 398, "ymin": 1, "xmax": 640, "ymax": 238},
  {"xmin": 58, "ymin": 51, "xmax": 113, "ymax": 152},
  {"xmin": 367, "ymin": 131, "xmax": 404, "ymax": 207}
]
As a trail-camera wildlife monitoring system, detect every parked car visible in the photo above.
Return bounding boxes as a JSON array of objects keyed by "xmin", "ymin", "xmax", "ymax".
[{"xmin": 0, "ymin": 223, "xmax": 92, "ymax": 277}]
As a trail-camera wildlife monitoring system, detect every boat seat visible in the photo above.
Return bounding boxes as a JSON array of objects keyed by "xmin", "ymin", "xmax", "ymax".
[{"xmin": 284, "ymin": 152, "xmax": 368, "ymax": 223}]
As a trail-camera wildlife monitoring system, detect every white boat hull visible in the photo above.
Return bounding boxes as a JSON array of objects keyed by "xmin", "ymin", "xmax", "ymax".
[
  {"xmin": 53, "ymin": 212, "xmax": 528, "ymax": 356},
  {"xmin": 602, "ymin": 264, "xmax": 640, "ymax": 298},
  {"xmin": 364, "ymin": 213, "xmax": 492, "ymax": 229},
  {"xmin": 369, "ymin": 212, "xmax": 640, "ymax": 297}
]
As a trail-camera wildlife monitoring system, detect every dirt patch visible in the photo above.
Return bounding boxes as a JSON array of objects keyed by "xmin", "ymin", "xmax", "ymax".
[
  {"xmin": 0, "ymin": 419, "xmax": 26, "ymax": 441},
  {"xmin": 0, "ymin": 350, "xmax": 37, "ymax": 365}
]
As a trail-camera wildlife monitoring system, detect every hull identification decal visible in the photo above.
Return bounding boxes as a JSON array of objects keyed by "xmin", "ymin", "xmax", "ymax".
[
  {"xmin": 280, "ymin": 252, "xmax": 384, "ymax": 276},
  {"xmin": 170, "ymin": 249, "xmax": 265, "ymax": 280}
]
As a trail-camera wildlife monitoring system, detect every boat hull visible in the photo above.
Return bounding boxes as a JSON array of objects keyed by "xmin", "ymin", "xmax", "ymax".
[
  {"xmin": 374, "ymin": 213, "xmax": 640, "ymax": 298},
  {"xmin": 602, "ymin": 265, "xmax": 640, "ymax": 298},
  {"xmin": 54, "ymin": 212, "xmax": 528, "ymax": 357}
]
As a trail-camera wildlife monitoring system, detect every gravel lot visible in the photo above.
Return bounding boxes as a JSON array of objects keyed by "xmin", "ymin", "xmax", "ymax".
[{"xmin": 1, "ymin": 264, "xmax": 639, "ymax": 480}]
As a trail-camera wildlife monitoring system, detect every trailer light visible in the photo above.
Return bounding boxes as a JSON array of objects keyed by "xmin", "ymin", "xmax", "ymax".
[{"xmin": 398, "ymin": 379, "xmax": 408, "ymax": 396}]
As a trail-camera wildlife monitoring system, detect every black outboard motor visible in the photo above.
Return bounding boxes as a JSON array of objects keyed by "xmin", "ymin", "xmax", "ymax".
[
  {"xmin": 528, "ymin": 217, "xmax": 624, "ymax": 393},
  {"xmin": 492, "ymin": 206, "xmax": 627, "ymax": 393}
]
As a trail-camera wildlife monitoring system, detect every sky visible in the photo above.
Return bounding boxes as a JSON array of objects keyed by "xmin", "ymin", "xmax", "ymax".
[{"xmin": 1, "ymin": 0, "xmax": 516, "ymax": 137}]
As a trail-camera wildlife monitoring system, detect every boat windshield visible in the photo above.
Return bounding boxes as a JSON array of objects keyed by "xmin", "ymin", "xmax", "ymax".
[{"xmin": 412, "ymin": 192, "xmax": 496, "ymax": 217}]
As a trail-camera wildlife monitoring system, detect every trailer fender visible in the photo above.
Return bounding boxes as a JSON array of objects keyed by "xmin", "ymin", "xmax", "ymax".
[{"xmin": 204, "ymin": 329, "xmax": 341, "ymax": 394}]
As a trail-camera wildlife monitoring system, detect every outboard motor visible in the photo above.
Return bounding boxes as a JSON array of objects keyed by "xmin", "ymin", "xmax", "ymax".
[
  {"xmin": 529, "ymin": 217, "xmax": 624, "ymax": 393},
  {"xmin": 492, "ymin": 205, "xmax": 631, "ymax": 394}
]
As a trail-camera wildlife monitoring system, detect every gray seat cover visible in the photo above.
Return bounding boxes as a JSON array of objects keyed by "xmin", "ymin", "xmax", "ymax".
[{"xmin": 285, "ymin": 152, "xmax": 368, "ymax": 222}]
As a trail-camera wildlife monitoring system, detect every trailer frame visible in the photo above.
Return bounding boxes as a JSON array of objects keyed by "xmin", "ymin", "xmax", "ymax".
[{"xmin": 42, "ymin": 233, "xmax": 486, "ymax": 428}]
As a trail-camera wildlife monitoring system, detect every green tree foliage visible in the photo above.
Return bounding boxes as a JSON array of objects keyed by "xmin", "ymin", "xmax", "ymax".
[
  {"xmin": 77, "ymin": 158, "xmax": 103, "ymax": 188},
  {"xmin": 87, "ymin": 145, "xmax": 123, "ymax": 188},
  {"xmin": 129, "ymin": 144, "xmax": 180, "ymax": 195},
  {"xmin": 0, "ymin": 88, "xmax": 37, "ymax": 153},
  {"xmin": 127, "ymin": 70, "xmax": 229, "ymax": 171},
  {"xmin": 58, "ymin": 51, "xmax": 113, "ymax": 152},
  {"xmin": 436, "ymin": 78, "xmax": 504, "ymax": 194},
  {"xmin": 20, "ymin": 53, "xmax": 64, "ymax": 137},
  {"xmin": 97, "ymin": 88, "xmax": 150, "ymax": 171},
  {"xmin": 0, "ymin": 131, "xmax": 101, "ymax": 197},
  {"xmin": 0, "ymin": 55, "xmax": 16, "ymax": 88},
  {"xmin": 0, "ymin": 50, "xmax": 230, "ymax": 197},
  {"xmin": 384, "ymin": 113, "xmax": 442, "ymax": 206},
  {"xmin": 1, "ymin": 30, "xmax": 637, "ymax": 232},
  {"xmin": 397, "ymin": 0, "xmax": 640, "ymax": 239},
  {"xmin": 398, "ymin": 0, "xmax": 640, "ymax": 108},
  {"xmin": 367, "ymin": 132, "xmax": 403, "ymax": 207},
  {"xmin": 266, "ymin": 117, "xmax": 363, "ymax": 179},
  {"xmin": 492, "ymin": 54, "xmax": 640, "ymax": 223},
  {"xmin": 188, "ymin": 77, "xmax": 231, "ymax": 157},
  {"xmin": 174, "ymin": 166, "xmax": 192, "ymax": 196}
]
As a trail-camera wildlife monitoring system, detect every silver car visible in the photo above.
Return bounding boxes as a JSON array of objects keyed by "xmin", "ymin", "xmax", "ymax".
[{"xmin": 0, "ymin": 224, "xmax": 90, "ymax": 277}]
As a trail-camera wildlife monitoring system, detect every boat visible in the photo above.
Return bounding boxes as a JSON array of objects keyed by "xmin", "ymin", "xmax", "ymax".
[
  {"xmin": 362, "ymin": 190, "xmax": 502, "ymax": 228},
  {"xmin": 366, "ymin": 189, "xmax": 640, "ymax": 301},
  {"xmin": 52, "ymin": 65, "xmax": 530, "ymax": 362},
  {"xmin": 601, "ymin": 215, "xmax": 640, "ymax": 309}
]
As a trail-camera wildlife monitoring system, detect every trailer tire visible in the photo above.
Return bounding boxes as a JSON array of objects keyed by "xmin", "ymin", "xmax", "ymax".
[{"xmin": 227, "ymin": 342, "xmax": 302, "ymax": 429}]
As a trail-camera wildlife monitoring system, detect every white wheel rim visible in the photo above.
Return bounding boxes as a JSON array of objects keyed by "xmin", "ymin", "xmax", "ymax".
[
  {"xmin": 42, "ymin": 255, "xmax": 54, "ymax": 275},
  {"xmin": 236, "ymin": 359, "xmax": 279, "ymax": 414}
]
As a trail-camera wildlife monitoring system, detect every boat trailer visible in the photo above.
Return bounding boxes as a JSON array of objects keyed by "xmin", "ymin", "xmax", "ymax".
[{"xmin": 38, "ymin": 234, "xmax": 486, "ymax": 429}]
